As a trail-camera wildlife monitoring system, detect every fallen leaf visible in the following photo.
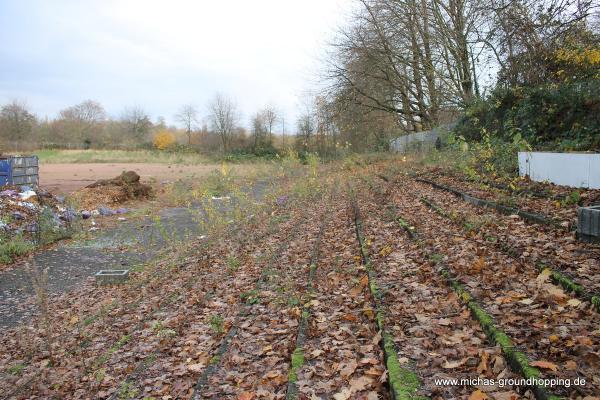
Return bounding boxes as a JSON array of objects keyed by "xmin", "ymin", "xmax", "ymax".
[
  {"xmin": 567, "ymin": 298, "xmax": 581, "ymax": 307},
  {"xmin": 333, "ymin": 388, "xmax": 352, "ymax": 400},
  {"xmin": 442, "ymin": 357, "xmax": 469, "ymax": 369},
  {"xmin": 477, "ymin": 351, "xmax": 489, "ymax": 374},
  {"xmin": 565, "ymin": 360, "xmax": 577, "ymax": 370},
  {"xmin": 530, "ymin": 360, "xmax": 558, "ymax": 371},
  {"xmin": 349, "ymin": 275, "xmax": 369, "ymax": 297},
  {"xmin": 372, "ymin": 330, "xmax": 382, "ymax": 345},
  {"xmin": 473, "ymin": 257, "xmax": 485, "ymax": 273},
  {"xmin": 544, "ymin": 285, "xmax": 567, "ymax": 300},
  {"xmin": 264, "ymin": 370, "xmax": 282, "ymax": 379},
  {"xmin": 536, "ymin": 269, "xmax": 552, "ymax": 284},
  {"xmin": 187, "ymin": 363, "xmax": 205, "ymax": 372},
  {"xmin": 366, "ymin": 392, "xmax": 379, "ymax": 400},
  {"xmin": 339, "ymin": 360, "xmax": 358, "ymax": 378},
  {"xmin": 349, "ymin": 375, "xmax": 372, "ymax": 392},
  {"xmin": 238, "ymin": 392, "xmax": 254, "ymax": 400},
  {"xmin": 469, "ymin": 389, "xmax": 489, "ymax": 400},
  {"xmin": 310, "ymin": 349, "xmax": 324, "ymax": 358}
]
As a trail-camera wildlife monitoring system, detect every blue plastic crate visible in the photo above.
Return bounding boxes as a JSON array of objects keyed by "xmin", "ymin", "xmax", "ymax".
[
  {"xmin": 0, "ymin": 156, "xmax": 39, "ymax": 186},
  {"xmin": 0, "ymin": 158, "xmax": 10, "ymax": 186}
]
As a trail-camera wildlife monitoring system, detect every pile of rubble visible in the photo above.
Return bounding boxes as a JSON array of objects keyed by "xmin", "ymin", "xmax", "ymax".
[
  {"xmin": 71, "ymin": 171, "xmax": 152, "ymax": 210},
  {"xmin": 0, "ymin": 185, "xmax": 73, "ymax": 237},
  {"xmin": 1, "ymin": 171, "xmax": 152, "ymax": 240}
]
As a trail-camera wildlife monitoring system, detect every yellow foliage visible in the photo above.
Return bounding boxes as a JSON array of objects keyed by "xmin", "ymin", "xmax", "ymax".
[
  {"xmin": 153, "ymin": 130, "xmax": 176, "ymax": 150},
  {"xmin": 555, "ymin": 47, "xmax": 600, "ymax": 66}
]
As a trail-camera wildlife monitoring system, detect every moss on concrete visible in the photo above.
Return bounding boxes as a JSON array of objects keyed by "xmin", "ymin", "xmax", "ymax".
[
  {"xmin": 287, "ymin": 348, "xmax": 304, "ymax": 383},
  {"xmin": 441, "ymin": 268, "xmax": 562, "ymax": 400}
]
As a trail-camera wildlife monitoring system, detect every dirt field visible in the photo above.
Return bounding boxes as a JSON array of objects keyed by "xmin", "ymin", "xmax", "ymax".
[{"xmin": 39, "ymin": 163, "xmax": 222, "ymax": 193}]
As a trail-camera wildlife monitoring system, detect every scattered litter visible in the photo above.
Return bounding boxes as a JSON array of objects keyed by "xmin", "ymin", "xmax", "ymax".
[
  {"xmin": 211, "ymin": 196, "xmax": 231, "ymax": 201},
  {"xmin": 118, "ymin": 217, "xmax": 127, "ymax": 222},
  {"xmin": 18, "ymin": 190, "xmax": 37, "ymax": 200},
  {"xmin": 98, "ymin": 206, "xmax": 114, "ymax": 216},
  {"xmin": 276, "ymin": 195, "xmax": 289, "ymax": 206}
]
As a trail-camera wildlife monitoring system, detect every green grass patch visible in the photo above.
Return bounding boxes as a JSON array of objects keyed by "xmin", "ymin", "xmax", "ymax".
[{"xmin": 0, "ymin": 235, "xmax": 34, "ymax": 264}]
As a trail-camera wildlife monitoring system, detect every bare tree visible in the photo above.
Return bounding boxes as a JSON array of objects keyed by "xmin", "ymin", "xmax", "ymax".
[
  {"xmin": 0, "ymin": 100, "xmax": 36, "ymax": 142},
  {"xmin": 251, "ymin": 112, "xmax": 268, "ymax": 149},
  {"xmin": 58, "ymin": 100, "xmax": 106, "ymax": 147},
  {"xmin": 261, "ymin": 106, "xmax": 279, "ymax": 142},
  {"xmin": 175, "ymin": 104, "xmax": 198, "ymax": 145},
  {"xmin": 121, "ymin": 106, "xmax": 152, "ymax": 140},
  {"xmin": 208, "ymin": 94, "xmax": 239, "ymax": 152},
  {"xmin": 296, "ymin": 94, "xmax": 317, "ymax": 153}
]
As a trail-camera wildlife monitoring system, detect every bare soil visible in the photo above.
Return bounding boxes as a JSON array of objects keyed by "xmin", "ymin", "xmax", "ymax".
[{"xmin": 39, "ymin": 163, "xmax": 221, "ymax": 194}]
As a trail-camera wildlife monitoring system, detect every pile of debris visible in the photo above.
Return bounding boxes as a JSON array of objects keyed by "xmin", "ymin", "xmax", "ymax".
[
  {"xmin": 1, "ymin": 171, "xmax": 152, "ymax": 242},
  {"xmin": 71, "ymin": 171, "xmax": 152, "ymax": 210},
  {"xmin": 0, "ymin": 185, "xmax": 74, "ymax": 238}
]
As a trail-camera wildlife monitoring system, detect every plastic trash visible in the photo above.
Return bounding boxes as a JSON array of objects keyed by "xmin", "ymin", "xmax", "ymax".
[
  {"xmin": 0, "ymin": 190, "xmax": 18, "ymax": 197},
  {"xmin": 276, "ymin": 195, "xmax": 288, "ymax": 206},
  {"xmin": 18, "ymin": 190, "xmax": 37, "ymax": 200},
  {"xmin": 98, "ymin": 206, "xmax": 114, "ymax": 216},
  {"xmin": 61, "ymin": 209, "xmax": 76, "ymax": 222}
]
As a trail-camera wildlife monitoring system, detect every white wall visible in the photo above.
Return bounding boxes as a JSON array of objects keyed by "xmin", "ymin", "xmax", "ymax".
[{"xmin": 518, "ymin": 152, "xmax": 600, "ymax": 189}]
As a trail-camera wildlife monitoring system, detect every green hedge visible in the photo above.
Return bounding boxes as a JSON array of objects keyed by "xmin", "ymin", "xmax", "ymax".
[{"xmin": 455, "ymin": 80, "xmax": 600, "ymax": 151}]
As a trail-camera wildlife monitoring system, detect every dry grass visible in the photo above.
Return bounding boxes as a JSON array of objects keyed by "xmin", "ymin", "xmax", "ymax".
[{"xmin": 35, "ymin": 149, "xmax": 213, "ymax": 164}]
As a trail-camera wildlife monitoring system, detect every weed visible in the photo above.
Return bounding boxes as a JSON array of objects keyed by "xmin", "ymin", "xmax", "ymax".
[
  {"xmin": 240, "ymin": 289, "xmax": 260, "ymax": 305},
  {"xmin": 561, "ymin": 190, "xmax": 581, "ymax": 207},
  {"xmin": 209, "ymin": 315, "xmax": 224, "ymax": 334},
  {"xmin": 0, "ymin": 234, "xmax": 33, "ymax": 264},
  {"xmin": 118, "ymin": 381, "xmax": 139, "ymax": 399},
  {"xmin": 429, "ymin": 253, "xmax": 444, "ymax": 264},
  {"xmin": 26, "ymin": 261, "xmax": 55, "ymax": 366},
  {"xmin": 287, "ymin": 296, "xmax": 300, "ymax": 307},
  {"xmin": 7, "ymin": 363, "xmax": 26, "ymax": 375},
  {"xmin": 226, "ymin": 256, "xmax": 240, "ymax": 272}
]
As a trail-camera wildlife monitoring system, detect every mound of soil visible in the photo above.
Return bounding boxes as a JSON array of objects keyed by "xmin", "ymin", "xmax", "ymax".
[{"xmin": 71, "ymin": 171, "xmax": 152, "ymax": 209}]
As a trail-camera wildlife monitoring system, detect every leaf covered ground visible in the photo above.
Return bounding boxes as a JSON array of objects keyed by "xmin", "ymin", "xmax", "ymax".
[{"xmin": 0, "ymin": 156, "xmax": 599, "ymax": 400}]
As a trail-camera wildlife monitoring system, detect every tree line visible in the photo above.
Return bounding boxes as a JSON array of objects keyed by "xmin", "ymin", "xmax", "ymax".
[
  {"xmin": 0, "ymin": 94, "xmax": 292, "ymax": 155},
  {"xmin": 310, "ymin": 0, "xmax": 598, "ymax": 152},
  {"xmin": 2, "ymin": 0, "xmax": 597, "ymax": 156}
]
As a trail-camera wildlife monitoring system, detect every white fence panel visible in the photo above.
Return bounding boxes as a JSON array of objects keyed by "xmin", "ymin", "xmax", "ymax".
[
  {"xmin": 390, "ymin": 123, "xmax": 456, "ymax": 154},
  {"xmin": 518, "ymin": 152, "xmax": 600, "ymax": 189}
]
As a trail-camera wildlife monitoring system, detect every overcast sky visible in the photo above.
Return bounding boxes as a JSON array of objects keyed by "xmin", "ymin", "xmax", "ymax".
[{"xmin": 0, "ymin": 0, "xmax": 352, "ymax": 129}]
